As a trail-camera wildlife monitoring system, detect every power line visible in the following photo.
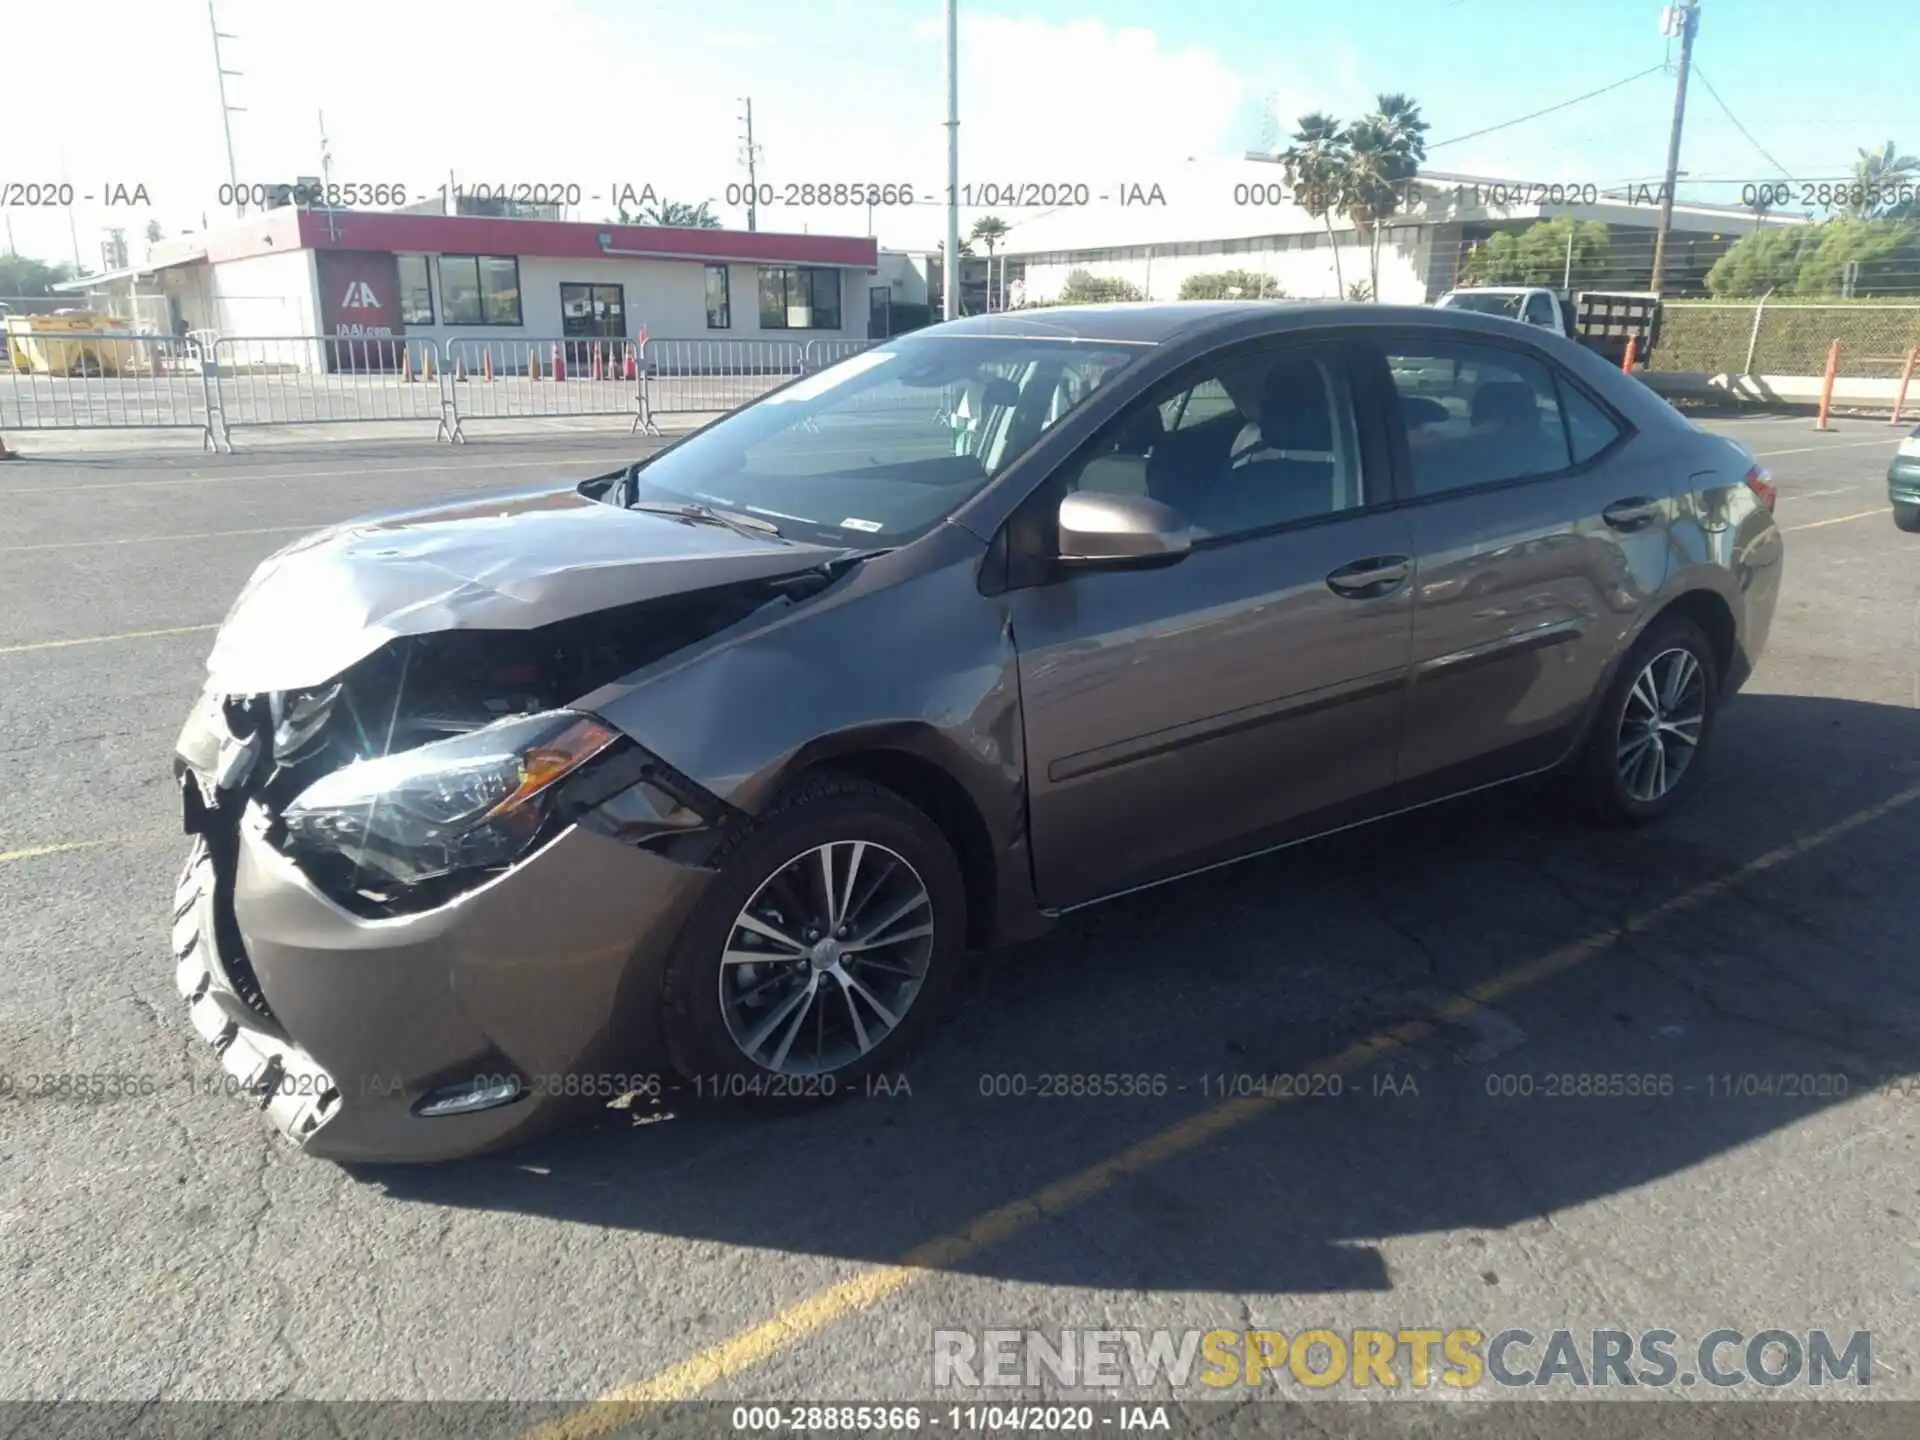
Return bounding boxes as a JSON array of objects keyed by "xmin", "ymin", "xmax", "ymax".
[
  {"xmin": 1690, "ymin": 64, "xmax": 1797, "ymax": 182},
  {"xmin": 1427, "ymin": 66, "xmax": 1667, "ymax": 151}
]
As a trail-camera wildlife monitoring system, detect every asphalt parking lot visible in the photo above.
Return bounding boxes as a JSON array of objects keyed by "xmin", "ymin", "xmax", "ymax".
[{"xmin": 1, "ymin": 415, "xmax": 1917, "ymax": 1430}]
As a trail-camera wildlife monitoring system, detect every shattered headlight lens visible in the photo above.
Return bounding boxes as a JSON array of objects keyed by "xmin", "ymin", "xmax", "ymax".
[{"xmin": 281, "ymin": 711, "xmax": 619, "ymax": 887}]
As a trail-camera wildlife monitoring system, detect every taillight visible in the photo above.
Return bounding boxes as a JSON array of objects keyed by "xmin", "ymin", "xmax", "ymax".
[{"xmin": 1743, "ymin": 464, "xmax": 1777, "ymax": 513}]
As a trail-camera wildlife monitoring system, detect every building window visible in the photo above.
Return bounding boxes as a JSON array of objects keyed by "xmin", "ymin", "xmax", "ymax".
[
  {"xmin": 757, "ymin": 266, "xmax": 842, "ymax": 329},
  {"xmin": 438, "ymin": 254, "xmax": 522, "ymax": 326},
  {"xmin": 705, "ymin": 264, "xmax": 731, "ymax": 328},
  {"xmin": 397, "ymin": 255, "xmax": 433, "ymax": 325}
]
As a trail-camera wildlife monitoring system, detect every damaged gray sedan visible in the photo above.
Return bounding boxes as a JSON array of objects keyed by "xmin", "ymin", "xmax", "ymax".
[{"xmin": 172, "ymin": 302, "xmax": 1779, "ymax": 1161}]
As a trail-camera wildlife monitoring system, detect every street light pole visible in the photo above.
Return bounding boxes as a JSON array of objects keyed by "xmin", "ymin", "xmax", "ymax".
[
  {"xmin": 943, "ymin": 0, "xmax": 960, "ymax": 320},
  {"xmin": 209, "ymin": 1, "xmax": 246, "ymax": 219}
]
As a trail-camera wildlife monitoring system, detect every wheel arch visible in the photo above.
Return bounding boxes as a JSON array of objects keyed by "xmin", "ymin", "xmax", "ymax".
[{"xmin": 775, "ymin": 725, "xmax": 1030, "ymax": 952}]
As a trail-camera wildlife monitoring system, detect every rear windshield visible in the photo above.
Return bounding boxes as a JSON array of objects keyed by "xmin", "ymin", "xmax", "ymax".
[{"xmin": 1442, "ymin": 292, "xmax": 1528, "ymax": 319}]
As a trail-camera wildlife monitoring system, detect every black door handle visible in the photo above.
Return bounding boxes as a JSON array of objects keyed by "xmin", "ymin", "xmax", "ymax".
[
  {"xmin": 1326, "ymin": 554, "xmax": 1412, "ymax": 598},
  {"xmin": 1602, "ymin": 497, "xmax": 1661, "ymax": 530}
]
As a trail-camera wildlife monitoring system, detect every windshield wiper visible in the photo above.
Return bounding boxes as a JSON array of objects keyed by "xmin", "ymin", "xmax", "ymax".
[{"xmin": 628, "ymin": 499, "xmax": 787, "ymax": 542}]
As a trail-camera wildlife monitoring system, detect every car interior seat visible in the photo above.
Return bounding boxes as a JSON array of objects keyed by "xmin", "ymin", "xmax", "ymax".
[{"xmin": 1194, "ymin": 359, "xmax": 1341, "ymax": 533}]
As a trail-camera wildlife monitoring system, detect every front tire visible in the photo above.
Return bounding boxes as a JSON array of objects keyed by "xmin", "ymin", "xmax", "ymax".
[
  {"xmin": 1577, "ymin": 614, "xmax": 1720, "ymax": 826},
  {"xmin": 660, "ymin": 772, "xmax": 967, "ymax": 1099},
  {"xmin": 1894, "ymin": 502, "xmax": 1920, "ymax": 534}
]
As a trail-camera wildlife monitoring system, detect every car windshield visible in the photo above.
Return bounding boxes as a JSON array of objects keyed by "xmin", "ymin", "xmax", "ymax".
[
  {"xmin": 1443, "ymin": 292, "xmax": 1529, "ymax": 319},
  {"xmin": 624, "ymin": 334, "xmax": 1141, "ymax": 548}
]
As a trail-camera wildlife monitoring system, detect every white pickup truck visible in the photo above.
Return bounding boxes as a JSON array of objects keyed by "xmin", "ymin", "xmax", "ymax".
[{"xmin": 1435, "ymin": 285, "xmax": 1661, "ymax": 368}]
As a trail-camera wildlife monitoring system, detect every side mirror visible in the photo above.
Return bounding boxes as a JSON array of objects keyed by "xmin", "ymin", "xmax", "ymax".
[{"xmin": 1056, "ymin": 490, "xmax": 1191, "ymax": 569}]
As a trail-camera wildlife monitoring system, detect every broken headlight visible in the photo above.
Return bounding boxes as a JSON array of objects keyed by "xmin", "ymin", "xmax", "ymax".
[{"xmin": 280, "ymin": 711, "xmax": 619, "ymax": 887}]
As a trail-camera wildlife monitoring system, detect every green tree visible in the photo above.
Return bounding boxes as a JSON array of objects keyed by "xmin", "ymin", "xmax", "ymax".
[
  {"xmin": 0, "ymin": 252, "xmax": 76, "ymax": 295},
  {"xmin": 1179, "ymin": 269, "xmax": 1287, "ymax": 299},
  {"xmin": 1281, "ymin": 111, "xmax": 1350, "ymax": 294},
  {"xmin": 1792, "ymin": 219, "xmax": 1920, "ymax": 296},
  {"xmin": 1343, "ymin": 93, "xmax": 1428, "ymax": 299},
  {"xmin": 1057, "ymin": 269, "xmax": 1143, "ymax": 305},
  {"xmin": 1704, "ymin": 225, "xmax": 1822, "ymax": 297},
  {"xmin": 1846, "ymin": 142, "xmax": 1920, "ymax": 220},
  {"xmin": 1462, "ymin": 218, "xmax": 1609, "ymax": 287},
  {"xmin": 622, "ymin": 198, "xmax": 720, "ymax": 228}
]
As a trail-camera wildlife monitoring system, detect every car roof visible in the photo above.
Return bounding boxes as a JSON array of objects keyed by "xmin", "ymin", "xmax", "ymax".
[{"xmin": 914, "ymin": 300, "xmax": 1557, "ymax": 348}]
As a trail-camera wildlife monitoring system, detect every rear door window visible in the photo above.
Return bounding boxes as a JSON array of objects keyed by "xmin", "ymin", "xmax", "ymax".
[{"xmin": 1383, "ymin": 342, "xmax": 1574, "ymax": 496}]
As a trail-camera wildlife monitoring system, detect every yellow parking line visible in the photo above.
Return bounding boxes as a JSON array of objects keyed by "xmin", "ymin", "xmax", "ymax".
[
  {"xmin": 1782, "ymin": 507, "xmax": 1891, "ymax": 533},
  {"xmin": 0, "ymin": 840, "xmax": 109, "ymax": 864},
  {"xmin": 0, "ymin": 623, "xmax": 218, "ymax": 655},
  {"xmin": 0, "ymin": 524, "xmax": 314, "ymax": 554},
  {"xmin": 531, "ymin": 778, "xmax": 1920, "ymax": 1438},
  {"xmin": 0, "ymin": 450, "xmax": 649, "ymax": 496}
]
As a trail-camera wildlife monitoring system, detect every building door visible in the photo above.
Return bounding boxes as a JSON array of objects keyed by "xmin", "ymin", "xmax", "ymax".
[
  {"xmin": 560, "ymin": 282, "xmax": 626, "ymax": 370},
  {"xmin": 867, "ymin": 286, "xmax": 891, "ymax": 340}
]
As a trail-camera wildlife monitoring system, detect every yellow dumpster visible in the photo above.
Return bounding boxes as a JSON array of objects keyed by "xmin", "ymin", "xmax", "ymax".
[{"xmin": 3, "ymin": 313, "xmax": 149, "ymax": 377}]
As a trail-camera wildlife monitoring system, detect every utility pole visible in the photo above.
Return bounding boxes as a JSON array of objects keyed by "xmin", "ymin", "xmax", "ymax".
[
  {"xmin": 209, "ymin": 1, "xmax": 245, "ymax": 219},
  {"xmin": 1563, "ymin": 222, "xmax": 1576, "ymax": 289},
  {"xmin": 943, "ymin": 0, "xmax": 960, "ymax": 320},
  {"xmin": 738, "ymin": 98, "xmax": 762, "ymax": 232},
  {"xmin": 1649, "ymin": 0, "xmax": 1699, "ymax": 295}
]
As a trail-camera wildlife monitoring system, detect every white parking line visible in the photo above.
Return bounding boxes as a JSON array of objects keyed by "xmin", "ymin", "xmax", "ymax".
[{"xmin": 1753, "ymin": 436, "xmax": 1904, "ymax": 458}]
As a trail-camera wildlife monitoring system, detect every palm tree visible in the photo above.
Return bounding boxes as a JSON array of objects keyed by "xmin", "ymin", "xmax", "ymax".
[
  {"xmin": 1343, "ymin": 94, "xmax": 1428, "ymax": 300},
  {"xmin": 1847, "ymin": 143, "xmax": 1919, "ymax": 219},
  {"xmin": 970, "ymin": 215, "xmax": 1010, "ymax": 310},
  {"xmin": 1281, "ymin": 112, "xmax": 1350, "ymax": 294}
]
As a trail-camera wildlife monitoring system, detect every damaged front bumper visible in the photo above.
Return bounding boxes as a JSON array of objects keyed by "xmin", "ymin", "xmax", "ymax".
[{"xmin": 172, "ymin": 736, "xmax": 718, "ymax": 1165}]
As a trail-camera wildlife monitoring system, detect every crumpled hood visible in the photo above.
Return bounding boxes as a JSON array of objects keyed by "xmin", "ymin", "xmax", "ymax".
[{"xmin": 204, "ymin": 484, "xmax": 839, "ymax": 693}]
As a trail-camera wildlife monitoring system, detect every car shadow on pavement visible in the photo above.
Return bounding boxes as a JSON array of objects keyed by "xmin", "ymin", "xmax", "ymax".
[{"xmin": 356, "ymin": 691, "xmax": 1920, "ymax": 1295}]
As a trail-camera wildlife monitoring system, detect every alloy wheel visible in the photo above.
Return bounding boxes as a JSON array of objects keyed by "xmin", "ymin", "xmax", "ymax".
[
  {"xmin": 1615, "ymin": 647, "xmax": 1707, "ymax": 804},
  {"xmin": 718, "ymin": 840, "xmax": 936, "ymax": 1075}
]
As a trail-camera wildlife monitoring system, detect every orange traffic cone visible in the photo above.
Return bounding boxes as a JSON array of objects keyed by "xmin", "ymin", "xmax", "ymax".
[
  {"xmin": 552, "ymin": 342, "xmax": 566, "ymax": 382},
  {"xmin": 401, "ymin": 346, "xmax": 414, "ymax": 382},
  {"xmin": 623, "ymin": 344, "xmax": 637, "ymax": 381},
  {"xmin": 591, "ymin": 345, "xmax": 603, "ymax": 381},
  {"xmin": 1621, "ymin": 334, "xmax": 1637, "ymax": 373},
  {"xmin": 482, "ymin": 349, "xmax": 492, "ymax": 381},
  {"xmin": 421, "ymin": 347, "xmax": 436, "ymax": 380},
  {"xmin": 528, "ymin": 345, "xmax": 541, "ymax": 380}
]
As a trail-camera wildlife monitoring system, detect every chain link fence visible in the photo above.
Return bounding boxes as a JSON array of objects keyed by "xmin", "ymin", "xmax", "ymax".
[{"xmin": 1650, "ymin": 301, "xmax": 1920, "ymax": 379}]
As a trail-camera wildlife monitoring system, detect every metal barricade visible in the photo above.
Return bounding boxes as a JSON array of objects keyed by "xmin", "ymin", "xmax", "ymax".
[
  {"xmin": 802, "ymin": 338, "xmax": 877, "ymax": 371},
  {"xmin": 444, "ymin": 336, "xmax": 642, "ymax": 440},
  {"xmin": 211, "ymin": 336, "xmax": 454, "ymax": 447},
  {"xmin": 0, "ymin": 332, "xmax": 218, "ymax": 451},
  {"xmin": 638, "ymin": 338, "xmax": 806, "ymax": 432}
]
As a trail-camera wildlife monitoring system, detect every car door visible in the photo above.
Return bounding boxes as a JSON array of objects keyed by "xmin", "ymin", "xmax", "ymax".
[
  {"xmin": 1370, "ymin": 333, "xmax": 1668, "ymax": 799},
  {"xmin": 1006, "ymin": 335, "xmax": 1418, "ymax": 909}
]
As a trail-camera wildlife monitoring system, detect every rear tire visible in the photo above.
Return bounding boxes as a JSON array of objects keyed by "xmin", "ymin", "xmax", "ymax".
[
  {"xmin": 1894, "ymin": 502, "xmax": 1920, "ymax": 534},
  {"xmin": 1576, "ymin": 614, "xmax": 1720, "ymax": 826},
  {"xmin": 659, "ymin": 772, "xmax": 967, "ymax": 1104}
]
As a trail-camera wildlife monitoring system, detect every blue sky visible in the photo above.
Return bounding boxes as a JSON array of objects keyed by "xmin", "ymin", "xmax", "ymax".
[{"xmin": 5, "ymin": 0, "xmax": 1913, "ymax": 267}]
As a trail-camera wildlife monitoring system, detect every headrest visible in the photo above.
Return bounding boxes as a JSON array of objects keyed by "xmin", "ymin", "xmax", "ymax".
[{"xmin": 1471, "ymin": 381, "xmax": 1539, "ymax": 429}]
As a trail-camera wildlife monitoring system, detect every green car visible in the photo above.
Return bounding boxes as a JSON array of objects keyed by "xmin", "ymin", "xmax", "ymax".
[{"xmin": 1895, "ymin": 425, "xmax": 1920, "ymax": 532}]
